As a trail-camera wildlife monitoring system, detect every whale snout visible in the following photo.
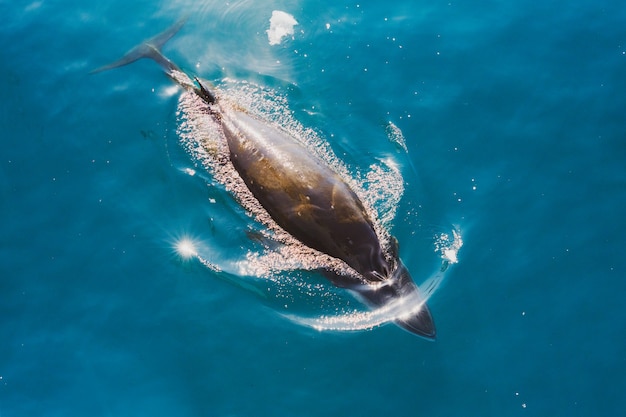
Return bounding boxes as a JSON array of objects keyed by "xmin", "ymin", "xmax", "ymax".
[
  {"xmin": 352, "ymin": 262, "xmax": 436, "ymax": 339},
  {"xmin": 390, "ymin": 264, "xmax": 436, "ymax": 339},
  {"xmin": 395, "ymin": 302, "xmax": 436, "ymax": 340}
]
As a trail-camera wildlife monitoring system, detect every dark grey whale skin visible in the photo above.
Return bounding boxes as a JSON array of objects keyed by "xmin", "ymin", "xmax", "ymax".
[{"xmin": 93, "ymin": 19, "xmax": 435, "ymax": 339}]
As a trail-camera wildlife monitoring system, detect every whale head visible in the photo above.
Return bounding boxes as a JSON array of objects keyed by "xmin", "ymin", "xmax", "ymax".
[{"xmin": 349, "ymin": 261, "xmax": 436, "ymax": 339}]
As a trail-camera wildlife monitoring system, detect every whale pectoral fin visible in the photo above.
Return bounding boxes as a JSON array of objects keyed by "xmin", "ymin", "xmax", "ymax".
[{"xmin": 245, "ymin": 229, "xmax": 283, "ymax": 251}]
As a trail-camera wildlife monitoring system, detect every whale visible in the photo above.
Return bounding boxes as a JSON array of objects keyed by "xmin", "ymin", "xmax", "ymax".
[{"xmin": 94, "ymin": 19, "xmax": 436, "ymax": 339}]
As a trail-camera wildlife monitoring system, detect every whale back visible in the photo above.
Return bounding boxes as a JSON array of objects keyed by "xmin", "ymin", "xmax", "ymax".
[{"xmin": 221, "ymin": 108, "xmax": 389, "ymax": 282}]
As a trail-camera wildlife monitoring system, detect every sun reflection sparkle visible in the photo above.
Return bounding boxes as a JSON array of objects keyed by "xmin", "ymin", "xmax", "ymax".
[{"xmin": 176, "ymin": 238, "xmax": 198, "ymax": 259}]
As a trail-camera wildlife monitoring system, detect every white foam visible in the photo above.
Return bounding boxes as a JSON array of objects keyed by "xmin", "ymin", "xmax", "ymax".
[
  {"xmin": 435, "ymin": 227, "xmax": 463, "ymax": 265},
  {"xmin": 267, "ymin": 11, "xmax": 298, "ymax": 46}
]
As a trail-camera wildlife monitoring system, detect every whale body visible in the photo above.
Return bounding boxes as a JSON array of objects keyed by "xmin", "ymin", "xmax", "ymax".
[{"xmin": 94, "ymin": 19, "xmax": 436, "ymax": 338}]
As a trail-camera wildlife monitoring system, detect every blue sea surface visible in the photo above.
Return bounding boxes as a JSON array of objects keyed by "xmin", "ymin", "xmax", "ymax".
[{"xmin": 2, "ymin": 1, "xmax": 625, "ymax": 416}]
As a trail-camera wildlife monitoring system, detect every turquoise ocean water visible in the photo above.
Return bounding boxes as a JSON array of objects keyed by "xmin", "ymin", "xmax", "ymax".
[{"xmin": 2, "ymin": 1, "xmax": 625, "ymax": 416}]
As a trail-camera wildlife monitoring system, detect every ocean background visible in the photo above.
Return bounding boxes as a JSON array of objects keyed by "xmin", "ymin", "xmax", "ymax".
[{"xmin": 2, "ymin": 0, "xmax": 625, "ymax": 416}]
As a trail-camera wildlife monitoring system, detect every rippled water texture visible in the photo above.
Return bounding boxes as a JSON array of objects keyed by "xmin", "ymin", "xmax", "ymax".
[{"xmin": 1, "ymin": 1, "xmax": 625, "ymax": 416}]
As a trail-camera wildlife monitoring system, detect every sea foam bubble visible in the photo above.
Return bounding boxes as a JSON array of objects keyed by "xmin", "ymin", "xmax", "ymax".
[{"xmin": 267, "ymin": 10, "xmax": 298, "ymax": 46}]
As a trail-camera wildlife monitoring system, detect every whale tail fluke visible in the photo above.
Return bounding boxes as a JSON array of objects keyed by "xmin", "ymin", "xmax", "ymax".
[{"xmin": 91, "ymin": 17, "xmax": 187, "ymax": 74}]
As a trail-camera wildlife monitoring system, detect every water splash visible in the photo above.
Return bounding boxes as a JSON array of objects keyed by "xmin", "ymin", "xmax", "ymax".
[{"xmin": 434, "ymin": 227, "xmax": 463, "ymax": 267}]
